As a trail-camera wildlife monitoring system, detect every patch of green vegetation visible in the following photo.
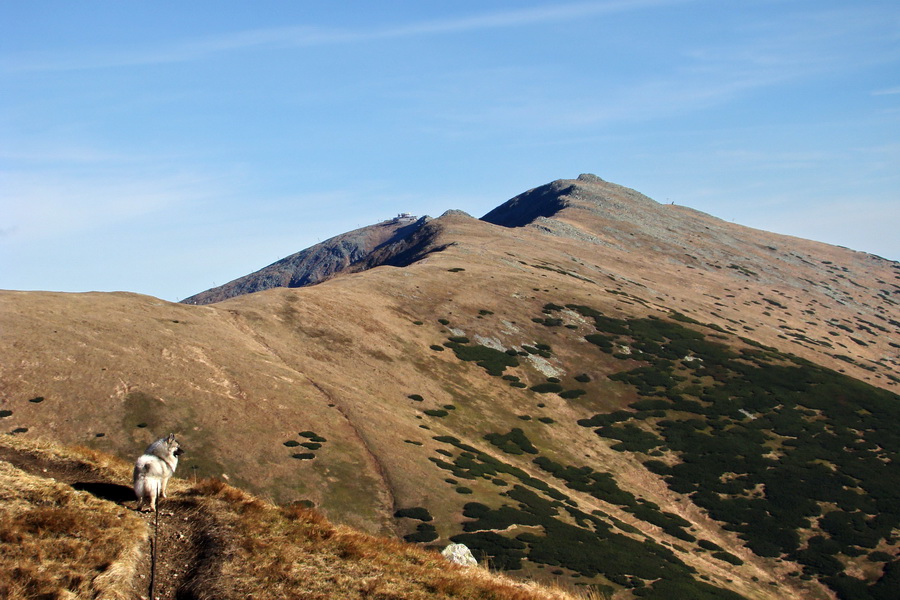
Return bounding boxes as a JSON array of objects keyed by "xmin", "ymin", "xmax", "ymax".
[
  {"xmin": 559, "ymin": 389, "xmax": 586, "ymax": 399},
  {"xmin": 431, "ymin": 435, "xmax": 743, "ymax": 597},
  {"xmin": 424, "ymin": 409, "xmax": 450, "ymax": 418},
  {"xmin": 420, "ymin": 299, "xmax": 897, "ymax": 596},
  {"xmin": 300, "ymin": 442, "xmax": 322, "ymax": 450},
  {"xmin": 698, "ymin": 540, "xmax": 723, "ymax": 552},
  {"xmin": 28, "ymin": 397, "xmax": 44, "ymax": 403},
  {"xmin": 404, "ymin": 522, "xmax": 439, "ymax": 543},
  {"xmin": 712, "ymin": 551, "xmax": 744, "ymax": 566},
  {"xmin": 574, "ymin": 373, "xmax": 592, "ymax": 383},
  {"xmin": 0, "ymin": 410, "xmax": 12, "ymax": 418},
  {"xmin": 408, "ymin": 394, "xmax": 424, "ymax": 401},
  {"xmin": 670, "ymin": 311, "xmax": 701, "ymax": 324},
  {"xmin": 283, "ymin": 440, "xmax": 301, "ymax": 447},
  {"xmin": 596, "ymin": 424, "xmax": 662, "ymax": 453},
  {"xmin": 727, "ymin": 264, "xmax": 758, "ymax": 277},
  {"xmin": 394, "ymin": 507, "xmax": 433, "ymax": 521},
  {"xmin": 534, "ymin": 456, "xmax": 694, "ymax": 542},
  {"xmin": 530, "ymin": 383, "xmax": 563, "ymax": 394},
  {"xmin": 560, "ymin": 302, "xmax": 900, "ymax": 597},
  {"xmin": 585, "ymin": 333, "xmax": 616, "ymax": 352},
  {"xmin": 566, "ymin": 305, "xmax": 630, "ymax": 335},
  {"xmin": 430, "ymin": 345, "xmax": 445, "ymax": 351},
  {"xmin": 438, "ymin": 318, "xmax": 450, "ymax": 325},
  {"xmin": 454, "ymin": 483, "xmax": 707, "ymax": 589},
  {"xmin": 291, "ymin": 453, "xmax": 315, "ymax": 460},
  {"xmin": 447, "ymin": 267, "xmax": 466, "ymax": 272},
  {"xmin": 534, "ymin": 317, "xmax": 564, "ymax": 327},
  {"xmin": 445, "ymin": 338, "xmax": 520, "ymax": 376},
  {"xmin": 485, "ymin": 428, "xmax": 538, "ymax": 455}
]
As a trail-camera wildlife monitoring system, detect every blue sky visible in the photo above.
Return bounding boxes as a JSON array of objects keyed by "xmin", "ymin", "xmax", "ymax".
[{"xmin": 2, "ymin": 1, "xmax": 898, "ymax": 302}]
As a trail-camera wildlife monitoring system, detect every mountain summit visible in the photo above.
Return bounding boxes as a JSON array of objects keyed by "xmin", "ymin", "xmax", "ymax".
[{"xmin": 482, "ymin": 173, "xmax": 655, "ymax": 229}]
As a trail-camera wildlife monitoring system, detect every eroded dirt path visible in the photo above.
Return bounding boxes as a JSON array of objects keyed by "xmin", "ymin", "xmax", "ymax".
[{"xmin": 0, "ymin": 446, "xmax": 215, "ymax": 600}]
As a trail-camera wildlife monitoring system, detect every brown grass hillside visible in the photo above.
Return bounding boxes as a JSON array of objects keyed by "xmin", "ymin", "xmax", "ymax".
[
  {"xmin": 0, "ymin": 435, "xmax": 584, "ymax": 600},
  {"xmin": 1, "ymin": 176, "xmax": 897, "ymax": 599}
]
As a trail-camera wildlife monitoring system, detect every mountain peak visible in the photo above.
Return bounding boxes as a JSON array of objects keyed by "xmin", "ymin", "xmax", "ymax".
[
  {"xmin": 576, "ymin": 172, "xmax": 605, "ymax": 184},
  {"xmin": 481, "ymin": 174, "xmax": 657, "ymax": 229}
]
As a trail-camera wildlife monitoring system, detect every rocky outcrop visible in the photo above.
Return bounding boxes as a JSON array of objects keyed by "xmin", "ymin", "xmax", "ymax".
[{"xmin": 441, "ymin": 543, "xmax": 478, "ymax": 567}]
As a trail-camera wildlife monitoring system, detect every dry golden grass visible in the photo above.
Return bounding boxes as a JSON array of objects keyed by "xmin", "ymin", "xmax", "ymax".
[
  {"xmin": 179, "ymin": 477, "xmax": 581, "ymax": 600},
  {"xmin": 0, "ymin": 455, "xmax": 146, "ymax": 599}
]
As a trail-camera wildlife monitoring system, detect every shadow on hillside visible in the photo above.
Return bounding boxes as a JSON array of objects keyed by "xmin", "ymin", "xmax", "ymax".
[{"xmin": 72, "ymin": 481, "xmax": 135, "ymax": 504}]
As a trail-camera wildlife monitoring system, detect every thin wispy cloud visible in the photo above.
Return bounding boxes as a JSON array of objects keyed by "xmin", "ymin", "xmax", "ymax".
[
  {"xmin": 2, "ymin": 0, "xmax": 695, "ymax": 73},
  {"xmin": 1, "ymin": 167, "xmax": 224, "ymax": 243},
  {"xmin": 368, "ymin": 0, "xmax": 689, "ymax": 37}
]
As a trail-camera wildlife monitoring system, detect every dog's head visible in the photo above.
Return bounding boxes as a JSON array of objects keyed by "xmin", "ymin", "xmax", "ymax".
[
  {"xmin": 166, "ymin": 433, "xmax": 185, "ymax": 457},
  {"xmin": 147, "ymin": 433, "xmax": 185, "ymax": 460}
]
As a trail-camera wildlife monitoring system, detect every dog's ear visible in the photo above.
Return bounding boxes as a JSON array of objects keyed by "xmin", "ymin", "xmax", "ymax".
[{"xmin": 167, "ymin": 433, "xmax": 176, "ymax": 443}]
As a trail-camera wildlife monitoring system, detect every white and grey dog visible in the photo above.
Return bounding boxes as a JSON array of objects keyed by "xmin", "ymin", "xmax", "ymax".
[{"xmin": 133, "ymin": 433, "xmax": 184, "ymax": 512}]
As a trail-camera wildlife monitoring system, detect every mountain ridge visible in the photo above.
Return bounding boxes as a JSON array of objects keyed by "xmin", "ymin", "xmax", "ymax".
[{"xmin": 182, "ymin": 214, "xmax": 439, "ymax": 305}]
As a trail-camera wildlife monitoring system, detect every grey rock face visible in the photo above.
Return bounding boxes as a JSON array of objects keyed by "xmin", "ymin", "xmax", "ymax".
[{"xmin": 181, "ymin": 216, "xmax": 438, "ymax": 305}]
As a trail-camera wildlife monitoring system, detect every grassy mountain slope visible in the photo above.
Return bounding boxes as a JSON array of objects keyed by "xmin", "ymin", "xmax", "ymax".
[
  {"xmin": 0, "ymin": 436, "xmax": 580, "ymax": 600},
  {"xmin": 1, "ymin": 175, "xmax": 898, "ymax": 599}
]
